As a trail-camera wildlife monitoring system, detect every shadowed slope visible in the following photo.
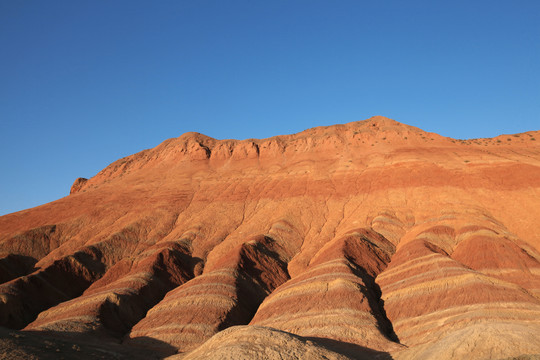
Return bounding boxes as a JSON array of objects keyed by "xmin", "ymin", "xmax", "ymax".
[
  {"xmin": 0, "ymin": 246, "xmax": 105, "ymax": 329},
  {"xmin": 126, "ymin": 235, "xmax": 290, "ymax": 355},
  {"xmin": 24, "ymin": 241, "xmax": 199, "ymax": 339},
  {"xmin": 0, "ymin": 254, "xmax": 37, "ymax": 285},
  {"xmin": 250, "ymin": 228, "xmax": 403, "ymax": 352}
]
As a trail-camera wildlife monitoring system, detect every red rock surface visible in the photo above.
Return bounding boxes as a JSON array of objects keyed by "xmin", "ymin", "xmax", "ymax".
[
  {"xmin": 1, "ymin": 116, "xmax": 540, "ymax": 359},
  {"xmin": 70, "ymin": 177, "xmax": 88, "ymax": 194}
]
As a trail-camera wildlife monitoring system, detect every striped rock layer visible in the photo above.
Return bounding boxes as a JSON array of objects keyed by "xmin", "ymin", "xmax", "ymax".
[
  {"xmin": 378, "ymin": 219, "xmax": 540, "ymax": 360},
  {"xmin": 0, "ymin": 116, "xmax": 539, "ymax": 359}
]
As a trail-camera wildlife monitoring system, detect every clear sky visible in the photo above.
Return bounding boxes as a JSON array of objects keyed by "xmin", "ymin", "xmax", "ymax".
[{"xmin": 1, "ymin": 1, "xmax": 539, "ymax": 216}]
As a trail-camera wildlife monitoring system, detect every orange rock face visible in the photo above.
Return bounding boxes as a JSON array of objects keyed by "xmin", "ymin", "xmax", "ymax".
[{"xmin": 1, "ymin": 116, "xmax": 540, "ymax": 359}]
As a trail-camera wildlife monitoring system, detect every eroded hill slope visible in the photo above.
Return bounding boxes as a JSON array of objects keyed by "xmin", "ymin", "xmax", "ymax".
[{"xmin": 1, "ymin": 116, "xmax": 540, "ymax": 359}]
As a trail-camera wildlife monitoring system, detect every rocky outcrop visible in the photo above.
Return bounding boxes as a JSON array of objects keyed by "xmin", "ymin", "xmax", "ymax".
[
  {"xmin": 70, "ymin": 177, "xmax": 88, "ymax": 194},
  {"xmin": 0, "ymin": 116, "xmax": 540, "ymax": 358},
  {"xmin": 177, "ymin": 326, "xmax": 361, "ymax": 360}
]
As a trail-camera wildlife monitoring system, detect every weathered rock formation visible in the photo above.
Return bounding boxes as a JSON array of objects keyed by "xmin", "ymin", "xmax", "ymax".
[
  {"xmin": 0, "ymin": 116, "xmax": 539, "ymax": 359},
  {"xmin": 70, "ymin": 177, "xmax": 88, "ymax": 194}
]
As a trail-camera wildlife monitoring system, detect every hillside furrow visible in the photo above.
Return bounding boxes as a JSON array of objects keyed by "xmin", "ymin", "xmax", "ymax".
[
  {"xmin": 24, "ymin": 241, "xmax": 200, "ymax": 339},
  {"xmin": 125, "ymin": 235, "xmax": 291, "ymax": 355}
]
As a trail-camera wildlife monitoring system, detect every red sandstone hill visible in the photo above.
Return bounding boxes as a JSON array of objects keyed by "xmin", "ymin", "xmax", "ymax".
[{"xmin": 1, "ymin": 116, "xmax": 540, "ymax": 359}]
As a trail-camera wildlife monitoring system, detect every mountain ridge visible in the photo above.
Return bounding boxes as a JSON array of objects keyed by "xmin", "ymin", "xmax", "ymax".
[
  {"xmin": 70, "ymin": 116, "xmax": 539, "ymax": 195},
  {"xmin": 1, "ymin": 116, "xmax": 540, "ymax": 359}
]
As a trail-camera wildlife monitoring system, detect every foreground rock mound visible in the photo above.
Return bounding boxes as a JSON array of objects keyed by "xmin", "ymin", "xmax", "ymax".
[
  {"xmin": 1, "ymin": 116, "xmax": 540, "ymax": 359},
  {"xmin": 176, "ymin": 325, "xmax": 384, "ymax": 360}
]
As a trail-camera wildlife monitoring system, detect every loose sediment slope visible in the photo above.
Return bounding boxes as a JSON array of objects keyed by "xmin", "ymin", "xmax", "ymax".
[{"xmin": 1, "ymin": 116, "xmax": 540, "ymax": 359}]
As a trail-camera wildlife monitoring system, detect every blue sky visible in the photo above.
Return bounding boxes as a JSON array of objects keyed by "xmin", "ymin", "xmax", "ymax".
[{"xmin": 1, "ymin": 1, "xmax": 539, "ymax": 216}]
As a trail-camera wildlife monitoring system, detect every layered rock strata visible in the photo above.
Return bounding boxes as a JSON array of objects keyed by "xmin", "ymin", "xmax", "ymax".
[
  {"xmin": 250, "ymin": 229, "xmax": 402, "ymax": 353},
  {"xmin": 126, "ymin": 235, "xmax": 290, "ymax": 354},
  {"xmin": 378, "ymin": 219, "xmax": 540, "ymax": 359},
  {"xmin": 0, "ymin": 116, "xmax": 539, "ymax": 359}
]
